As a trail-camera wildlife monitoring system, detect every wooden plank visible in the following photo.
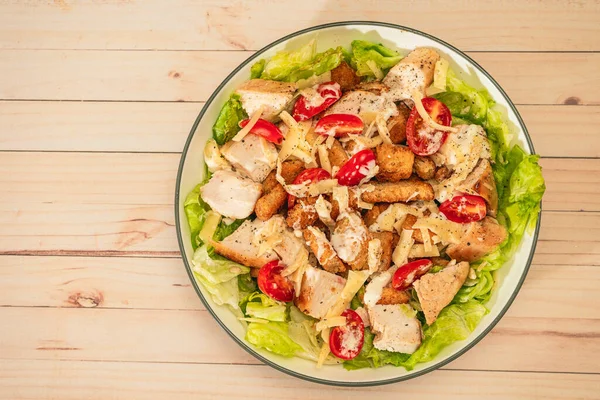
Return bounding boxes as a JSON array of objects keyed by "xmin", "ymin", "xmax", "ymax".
[
  {"xmin": 2, "ymin": 256, "xmax": 598, "ymax": 320},
  {"xmin": 539, "ymin": 158, "xmax": 600, "ymax": 212},
  {"xmin": 2, "ymin": 101, "xmax": 599, "ymax": 157},
  {"xmin": 0, "ymin": 50, "xmax": 598, "ymax": 104},
  {"xmin": 0, "ymin": 307, "xmax": 598, "ymax": 373},
  {"xmin": 0, "ymin": 0, "xmax": 598, "ymax": 52},
  {"xmin": 0, "ymin": 360, "xmax": 598, "ymax": 400}
]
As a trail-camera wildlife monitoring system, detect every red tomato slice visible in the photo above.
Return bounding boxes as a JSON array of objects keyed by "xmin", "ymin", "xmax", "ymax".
[
  {"xmin": 406, "ymin": 97, "xmax": 452, "ymax": 156},
  {"xmin": 439, "ymin": 194, "xmax": 487, "ymax": 223},
  {"xmin": 257, "ymin": 260, "xmax": 294, "ymax": 302},
  {"xmin": 293, "ymin": 82, "xmax": 342, "ymax": 121},
  {"xmin": 329, "ymin": 309, "xmax": 365, "ymax": 360},
  {"xmin": 314, "ymin": 114, "xmax": 364, "ymax": 137},
  {"xmin": 335, "ymin": 149, "xmax": 376, "ymax": 186},
  {"xmin": 238, "ymin": 119, "xmax": 284, "ymax": 145},
  {"xmin": 287, "ymin": 168, "xmax": 331, "ymax": 209},
  {"xmin": 392, "ymin": 259, "xmax": 434, "ymax": 291}
]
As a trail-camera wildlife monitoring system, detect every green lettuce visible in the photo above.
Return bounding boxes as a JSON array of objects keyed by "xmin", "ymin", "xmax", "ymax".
[
  {"xmin": 400, "ymin": 301, "xmax": 487, "ymax": 370},
  {"xmin": 191, "ymin": 245, "xmax": 250, "ymax": 310},
  {"xmin": 183, "ymin": 183, "xmax": 210, "ymax": 250},
  {"xmin": 212, "ymin": 94, "xmax": 247, "ymax": 145},
  {"xmin": 243, "ymin": 292, "xmax": 287, "ymax": 322},
  {"xmin": 213, "ymin": 218, "xmax": 246, "ymax": 242},
  {"xmin": 245, "ymin": 321, "xmax": 303, "ymax": 357},
  {"xmin": 343, "ymin": 328, "xmax": 411, "ymax": 370},
  {"xmin": 349, "ymin": 40, "xmax": 403, "ymax": 79},
  {"xmin": 255, "ymin": 40, "xmax": 345, "ymax": 82}
]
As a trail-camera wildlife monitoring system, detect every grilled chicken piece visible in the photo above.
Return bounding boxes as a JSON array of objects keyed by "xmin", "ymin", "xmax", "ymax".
[
  {"xmin": 446, "ymin": 217, "xmax": 507, "ymax": 262},
  {"xmin": 361, "ymin": 178, "xmax": 434, "ymax": 203},
  {"xmin": 414, "ymin": 156, "xmax": 436, "ymax": 180},
  {"xmin": 325, "ymin": 90, "xmax": 398, "ymax": 122},
  {"xmin": 459, "ymin": 158, "xmax": 499, "ymax": 217},
  {"xmin": 370, "ymin": 231, "xmax": 395, "ymax": 271},
  {"xmin": 375, "ymin": 143, "xmax": 415, "ymax": 182},
  {"xmin": 221, "ymin": 134, "xmax": 278, "ymax": 183},
  {"xmin": 295, "ymin": 266, "xmax": 346, "ymax": 319},
  {"xmin": 330, "ymin": 61, "xmax": 360, "ymax": 91},
  {"xmin": 235, "ymin": 79, "xmax": 297, "ymax": 121},
  {"xmin": 368, "ymin": 304, "xmax": 422, "ymax": 354},
  {"xmin": 387, "ymin": 103, "xmax": 412, "ymax": 144},
  {"xmin": 383, "ymin": 48, "xmax": 440, "ymax": 102},
  {"xmin": 303, "ymin": 226, "xmax": 346, "ymax": 274},
  {"xmin": 330, "ymin": 211, "xmax": 370, "ymax": 270},
  {"xmin": 413, "ymin": 261, "xmax": 470, "ymax": 324},
  {"xmin": 212, "ymin": 218, "xmax": 277, "ymax": 268},
  {"xmin": 354, "ymin": 81, "xmax": 389, "ymax": 96},
  {"xmin": 200, "ymin": 170, "xmax": 262, "ymax": 219}
]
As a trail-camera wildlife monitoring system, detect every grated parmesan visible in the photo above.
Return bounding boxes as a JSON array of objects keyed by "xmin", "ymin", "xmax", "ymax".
[{"xmin": 232, "ymin": 105, "xmax": 264, "ymax": 142}]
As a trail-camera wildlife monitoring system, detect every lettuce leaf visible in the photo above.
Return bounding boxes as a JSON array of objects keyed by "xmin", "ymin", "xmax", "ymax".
[
  {"xmin": 256, "ymin": 40, "xmax": 345, "ymax": 82},
  {"xmin": 183, "ymin": 183, "xmax": 211, "ymax": 250},
  {"xmin": 212, "ymin": 94, "xmax": 247, "ymax": 145},
  {"xmin": 213, "ymin": 218, "xmax": 246, "ymax": 242},
  {"xmin": 401, "ymin": 301, "xmax": 487, "ymax": 370},
  {"xmin": 243, "ymin": 292, "xmax": 287, "ymax": 322},
  {"xmin": 349, "ymin": 40, "xmax": 403, "ymax": 79},
  {"xmin": 245, "ymin": 321, "xmax": 303, "ymax": 357},
  {"xmin": 250, "ymin": 59, "xmax": 265, "ymax": 79},
  {"xmin": 191, "ymin": 245, "xmax": 250, "ymax": 310}
]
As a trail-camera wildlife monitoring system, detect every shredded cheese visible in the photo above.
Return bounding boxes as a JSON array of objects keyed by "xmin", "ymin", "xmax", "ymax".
[
  {"xmin": 412, "ymin": 90, "xmax": 458, "ymax": 133},
  {"xmin": 392, "ymin": 229, "xmax": 415, "ymax": 267},
  {"xmin": 412, "ymin": 217, "xmax": 464, "ymax": 244},
  {"xmin": 408, "ymin": 244, "xmax": 440, "ymax": 258},
  {"xmin": 420, "ymin": 227, "xmax": 433, "ymax": 252},
  {"xmin": 296, "ymin": 70, "xmax": 332, "ymax": 90},
  {"xmin": 232, "ymin": 105, "xmax": 264, "ymax": 142},
  {"xmin": 317, "ymin": 339, "xmax": 330, "ymax": 368},
  {"xmin": 326, "ymin": 270, "xmax": 371, "ymax": 318},
  {"xmin": 315, "ymin": 316, "xmax": 347, "ymax": 332},
  {"xmin": 366, "ymin": 60, "xmax": 384, "ymax": 80},
  {"xmin": 368, "ymin": 238, "xmax": 383, "ymax": 273},
  {"xmin": 332, "ymin": 186, "xmax": 349, "ymax": 215},
  {"xmin": 325, "ymin": 135, "xmax": 335, "ymax": 149},
  {"xmin": 198, "ymin": 211, "xmax": 222, "ymax": 244},
  {"xmin": 317, "ymin": 145, "xmax": 332, "ymax": 174},
  {"xmin": 375, "ymin": 114, "xmax": 393, "ymax": 144},
  {"xmin": 315, "ymin": 195, "xmax": 335, "ymax": 229}
]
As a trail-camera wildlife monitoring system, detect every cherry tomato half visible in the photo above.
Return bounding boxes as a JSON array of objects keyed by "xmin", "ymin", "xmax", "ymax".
[
  {"xmin": 406, "ymin": 97, "xmax": 452, "ymax": 156},
  {"xmin": 329, "ymin": 309, "xmax": 365, "ymax": 360},
  {"xmin": 293, "ymin": 82, "xmax": 342, "ymax": 121},
  {"xmin": 335, "ymin": 149, "xmax": 376, "ymax": 186},
  {"xmin": 287, "ymin": 168, "xmax": 331, "ymax": 209},
  {"xmin": 314, "ymin": 114, "xmax": 364, "ymax": 137},
  {"xmin": 439, "ymin": 194, "xmax": 487, "ymax": 223},
  {"xmin": 257, "ymin": 260, "xmax": 294, "ymax": 302},
  {"xmin": 238, "ymin": 119, "xmax": 284, "ymax": 145},
  {"xmin": 392, "ymin": 259, "xmax": 434, "ymax": 291}
]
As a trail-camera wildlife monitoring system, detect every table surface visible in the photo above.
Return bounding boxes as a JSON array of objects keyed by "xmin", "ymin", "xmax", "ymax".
[{"xmin": 1, "ymin": 1, "xmax": 599, "ymax": 399}]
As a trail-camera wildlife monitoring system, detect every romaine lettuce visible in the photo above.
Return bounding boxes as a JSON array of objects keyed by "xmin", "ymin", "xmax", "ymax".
[
  {"xmin": 212, "ymin": 94, "xmax": 248, "ymax": 145},
  {"xmin": 183, "ymin": 183, "xmax": 210, "ymax": 250},
  {"xmin": 191, "ymin": 245, "xmax": 250, "ymax": 310},
  {"xmin": 245, "ymin": 321, "xmax": 303, "ymax": 357},
  {"xmin": 349, "ymin": 40, "xmax": 403, "ymax": 79},
  {"xmin": 255, "ymin": 40, "xmax": 345, "ymax": 82},
  {"xmin": 243, "ymin": 292, "xmax": 287, "ymax": 322}
]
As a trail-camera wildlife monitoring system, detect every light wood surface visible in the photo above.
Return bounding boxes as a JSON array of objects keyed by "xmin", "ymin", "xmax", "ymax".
[{"xmin": 0, "ymin": 1, "xmax": 599, "ymax": 398}]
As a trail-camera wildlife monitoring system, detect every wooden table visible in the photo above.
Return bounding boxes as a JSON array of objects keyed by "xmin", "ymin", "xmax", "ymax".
[{"xmin": 1, "ymin": 1, "xmax": 599, "ymax": 398}]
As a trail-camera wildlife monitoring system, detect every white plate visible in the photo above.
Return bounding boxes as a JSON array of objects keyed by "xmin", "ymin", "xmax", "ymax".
[{"xmin": 175, "ymin": 22, "xmax": 540, "ymax": 386}]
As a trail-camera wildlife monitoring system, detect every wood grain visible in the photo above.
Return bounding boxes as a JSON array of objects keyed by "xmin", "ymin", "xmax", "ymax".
[
  {"xmin": 1, "ymin": 50, "xmax": 598, "ymax": 104},
  {"xmin": 1, "ymin": 0, "xmax": 599, "ymax": 52},
  {"xmin": 1, "ymin": 360, "xmax": 597, "ymax": 400},
  {"xmin": 2, "ymin": 256, "xmax": 598, "ymax": 321},
  {"xmin": 2, "ymin": 101, "xmax": 599, "ymax": 157}
]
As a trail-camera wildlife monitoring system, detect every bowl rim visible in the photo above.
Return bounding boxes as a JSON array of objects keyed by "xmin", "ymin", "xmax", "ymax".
[{"xmin": 174, "ymin": 21, "xmax": 541, "ymax": 387}]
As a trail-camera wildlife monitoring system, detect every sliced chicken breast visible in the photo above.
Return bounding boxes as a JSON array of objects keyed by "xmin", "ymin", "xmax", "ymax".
[
  {"xmin": 235, "ymin": 79, "xmax": 297, "ymax": 121},
  {"xmin": 221, "ymin": 134, "xmax": 278, "ymax": 183},
  {"xmin": 200, "ymin": 170, "xmax": 262, "ymax": 219},
  {"xmin": 458, "ymin": 158, "xmax": 499, "ymax": 217},
  {"xmin": 294, "ymin": 266, "xmax": 346, "ymax": 319},
  {"xmin": 212, "ymin": 218, "xmax": 278, "ymax": 268},
  {"xmin": 413, "ymin": 261, "xmax": 470, "ymax": 325},
  {"xmin": 324, "ymin": 90, "xmax": 398, "ymax": 122},
  {"xmin": 446, "ymin": 217, "xmax": 507, "ymax": 262},
  {"xmin": 368, "ymin": 304, "xmax": 422, "ymax": 354},
  {"xmin": 383, "ymin": 48, "xmax": 440, "ymax": 102}
]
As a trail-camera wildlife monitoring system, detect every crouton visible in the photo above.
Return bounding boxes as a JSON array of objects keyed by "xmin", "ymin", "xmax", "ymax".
[
  {"xmin": 303, "ymin": 227, "xmax": 347, "ymax": 274},
  {"xmin": 370, "ymin": 231, "xmax": 395, "ymax": 271},
  {"xmin": 364, "ymin": 203, "xmax": 390, "ymax": 228},
  {"xmin": 329, "ymin": 188, "xmax": 359, "ymax": 221},
  {"xmin": 413, "ymin": 156, "xmax": 436, "ymax": 180},
  {"xmin": 446, "ymin": 217, "xmax": 507, "ymax": 262},
  {"xmin": 361, "ymin": 178, "xmax": 435, "ymax": 203},
  {"xmin": 328, "ymin": 139, "xmax": 349, "ymax": 169},
  {"xmin": 435, "ymin": 165, "xmax": 451, "ymax": 181},
  {"xmin": 387, "ymin": 103, "xmax": 411, "ymax": 144},
  {"xmin": 286, "ymin": 196, "xmax": 319, "ymax": 230},
  {"xmin": 255, "ymin": 160, "xmax": 304, "ymax": 221},
  {"xmin": 414, "ymin": 261, "xmax": 470, "ymax": 324},
  {"xmin": 377, "ymin": 287, "xmax": 411, "ymax": 305},
  {"xmin": 376, "ymin": 143, "xmax": 415, "ymax": 182},
  {"xmin": 280, "ymin": 160, "xmax": 305, "ymax": 183},
  {"xmin": 330, "ymin": 61, "xmax": 360, "ymax": 91}
]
